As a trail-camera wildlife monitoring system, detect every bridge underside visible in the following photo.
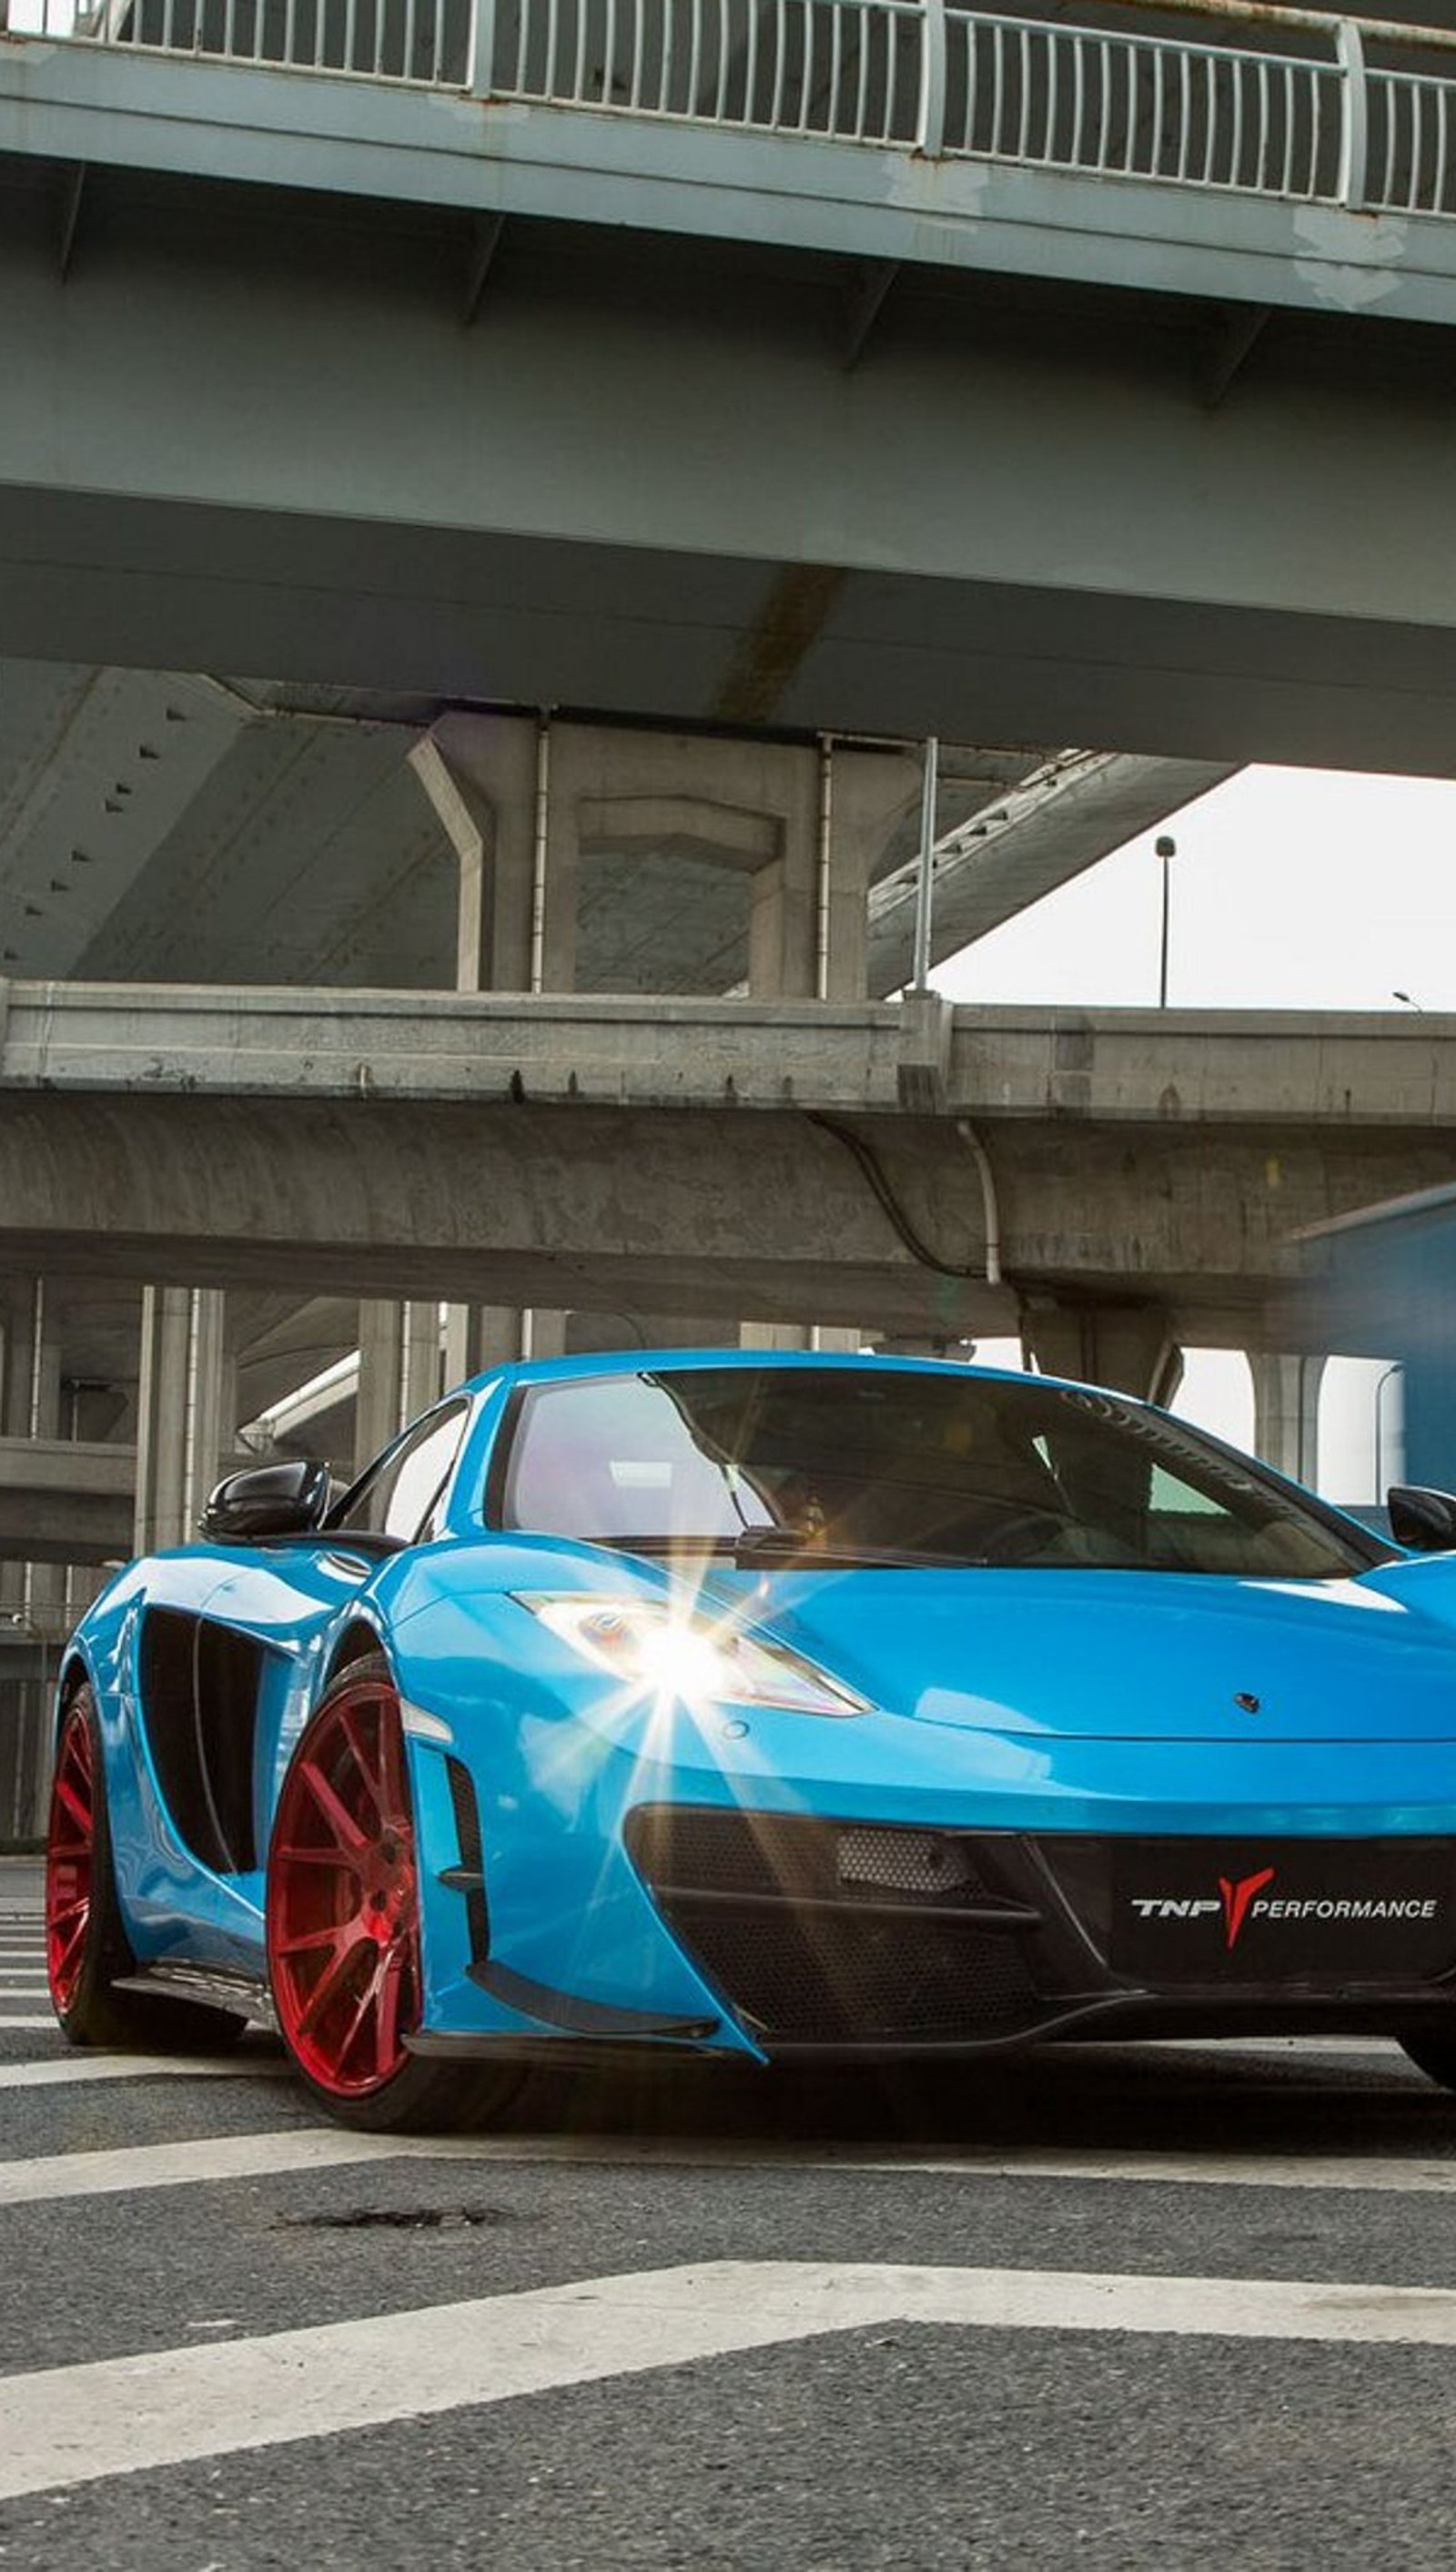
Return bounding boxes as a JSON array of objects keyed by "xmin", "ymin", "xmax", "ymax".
[
  {"xmin": 0, "ymin": 1084, "xmax": 1449, "ymax": 1352},
  {"xmin": 5, "ymin": 167, "xmax": 1456, "ymax": 768}
]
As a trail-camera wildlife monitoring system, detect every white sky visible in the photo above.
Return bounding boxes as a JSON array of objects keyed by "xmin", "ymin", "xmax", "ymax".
[
  {"xmin": 935, "ymin": 764, "xmax": 1456, "ymax": 1016},
  {"xmin": 930, "ymin": 763, "xmax": 1456, "ymax": 1500}
]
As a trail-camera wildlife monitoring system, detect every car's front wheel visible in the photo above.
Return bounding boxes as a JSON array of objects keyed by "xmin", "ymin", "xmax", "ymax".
[
  {"xmin": 267, "ymin": 1656, "xmax": 520, "ymax": 2132},
  {"xmin": 46, "ymin": 1687, "xmax": 248, "ymax": 2052}
]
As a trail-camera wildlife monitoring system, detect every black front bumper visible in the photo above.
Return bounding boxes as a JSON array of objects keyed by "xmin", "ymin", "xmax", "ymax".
[{"xmin": 624, "ymin": 1807, "xmax": 1456, "ymax": 2059}]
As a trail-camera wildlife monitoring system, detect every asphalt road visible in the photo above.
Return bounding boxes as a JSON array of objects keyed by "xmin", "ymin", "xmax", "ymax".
[{"xmin": 6, "ymin": 1854, "xmax": 1456, "ymax": 2570}]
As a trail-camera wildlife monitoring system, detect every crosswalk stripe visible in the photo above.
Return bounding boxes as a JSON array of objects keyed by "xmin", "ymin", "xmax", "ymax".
[
  {"xmin": 0, "ymin": 2128, "xmax": 476, "ymax": 2205},
  {"xmin": 12, "ymin": 2255, "xmax": 1456, "ymax": 2501},
  {"xmin": 5, "ymin": 2121, "xmax": 1456, "ymax": 2202},
  {"xmin": 0, "ymin": 2053, "xmax": 288, "ymax": 2091}
]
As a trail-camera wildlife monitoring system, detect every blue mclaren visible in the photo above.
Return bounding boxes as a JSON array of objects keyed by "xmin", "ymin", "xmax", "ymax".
[{"xmin": 42, "ymin": 1349, "xmax": 1456, "ymax": 2129}]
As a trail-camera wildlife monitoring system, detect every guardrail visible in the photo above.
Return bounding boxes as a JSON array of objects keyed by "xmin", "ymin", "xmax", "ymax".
[{"xmin": 15, "ymin": 0, "xmax": 1456, "ymax": 219}]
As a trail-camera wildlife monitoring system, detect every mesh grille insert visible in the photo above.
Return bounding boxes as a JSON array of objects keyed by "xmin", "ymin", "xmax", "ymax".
[{"xmin": 626, "ymin": 1806, "xmax": 1043, "ymax": 2045}]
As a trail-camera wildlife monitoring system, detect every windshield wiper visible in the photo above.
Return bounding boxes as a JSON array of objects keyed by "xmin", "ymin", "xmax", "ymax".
[
  {"xmin": 730, "ymin": 1530, "xmax": 977, "ymax": 1570},
  {"xmin": 576, "ymin": 1532, "xmax": 981, "ymax": 1569}
]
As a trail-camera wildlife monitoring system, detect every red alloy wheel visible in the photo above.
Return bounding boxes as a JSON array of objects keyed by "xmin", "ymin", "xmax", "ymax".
[
  {"xmin": 268, "ymin": 1675, "xmax": 424, "ymax": 2099},
  {"xmin": 46, "ymin": 1700, "xmax": 96, "ymax": 2017}
]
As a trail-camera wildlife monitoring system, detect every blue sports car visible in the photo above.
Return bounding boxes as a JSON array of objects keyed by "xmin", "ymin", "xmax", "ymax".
[{"xmin": 42, "ymin": 1348, "xmax": 1456, "ymax": 2129}]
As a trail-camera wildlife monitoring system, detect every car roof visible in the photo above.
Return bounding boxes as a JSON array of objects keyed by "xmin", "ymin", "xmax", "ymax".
[{"xmin": 456, "ymin": 1344, "xmax": 1101, "ymax": 1402}]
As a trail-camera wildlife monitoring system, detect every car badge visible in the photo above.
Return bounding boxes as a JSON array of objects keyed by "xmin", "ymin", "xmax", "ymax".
[{"xmin": 1233, "ymin": 1692, "xmax": 1262, "ymax": 1715}]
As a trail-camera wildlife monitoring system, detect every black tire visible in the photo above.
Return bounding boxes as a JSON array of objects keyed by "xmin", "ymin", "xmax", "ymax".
[
  {"xmin": 46, "ymin": 1686, "xmax": 248, "ymax": 2053},
  {"xmin": 1400, "ymin": 2036, "xmax": 1456, "ymax": 2093},
  {"xmin": 267, "ymin": 1654, "xmax": 522, "ymax": 2133}
]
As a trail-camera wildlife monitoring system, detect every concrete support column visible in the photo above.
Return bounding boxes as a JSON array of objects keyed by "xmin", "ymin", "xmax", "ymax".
[
  {"xmin": 134, "ymin": 1286, "xmax": 228, "ymax": 1555},
  {"xmin": 523, "ymin": 1310, "xmax": 568, "ymax": 1363},
  {"xmin": 410, "ymin": 714, "xmax": 542, "ymax": 994},
  {"xmin": 442, "ymin": 1306, "xmax": 527, "ymax": 1385},
  {"xmin": 439, "ymin": 1304, "xmax": 567, "ymax": 1387},
  {"xmin": 748, "ymin": 754, "xmax": 820, "ymax": 1001},
  {"xmin": 1022, "ymin": 1302, "xmax": 1185, "ymax": 1404},
  {"xmin": 355, "ymin": 1301, "xmax": 443, "ymax": 1473},
  {"xmin": 0, "ymin": 1281, "xmax": 64, "ymax": 1625},
  {"xmin": 824, "ymin": 742, "xmax": 925, "ymax": 1001},
  {"xmin": 1249, "ymin": 1351, "xmax": 1325, "ymax": 1485}
]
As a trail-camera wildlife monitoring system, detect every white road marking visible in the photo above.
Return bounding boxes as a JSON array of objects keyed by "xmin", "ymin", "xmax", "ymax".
[
  {"xmin": 7, "ymin": 2124, "xmax": 1456, "ymax": 2206},
  {"xmin": 0, "ymin": 2127, "xmax": 472, "ymax": 2205},
  {"xmin": 0, "ymin": 2052, "xmax": 288, "ymax": 2091},
  {"xmin": 10, "ymin": 2256, "xmax": 1456, "ymax": 2501},
  {"xmin": 0, "ymin": 2016, "xmax": 61, "ymax": 2030}
]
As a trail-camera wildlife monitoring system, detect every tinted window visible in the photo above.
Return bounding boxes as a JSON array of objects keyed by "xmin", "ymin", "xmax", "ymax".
[
  {"xmin": 496, "ymin": 1368, "xmax": 1385, "ymax": 1576},
  {"xmin": 334, "ymin": 1401, "xmax": 469, "ymax": 1544}
]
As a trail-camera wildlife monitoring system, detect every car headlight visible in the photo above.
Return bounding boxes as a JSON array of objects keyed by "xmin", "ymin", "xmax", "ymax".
[{"xmin": 515, "ymin": 1595, "xmax": 868, "ymax": 1717}]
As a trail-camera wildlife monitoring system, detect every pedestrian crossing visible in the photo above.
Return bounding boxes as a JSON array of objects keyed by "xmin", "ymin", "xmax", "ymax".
[
  {"xmin": 4, "ymin": 1951, "xmax": 1456, "ymax": 2537},
  {"xmin": 0, "ymin": 1901, "xmax": 50, "ymax": 2031}
]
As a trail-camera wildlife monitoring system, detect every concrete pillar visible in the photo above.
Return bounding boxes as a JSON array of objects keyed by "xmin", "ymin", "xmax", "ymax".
[
  {"xmin": 1249, "ymin": 1351, "xmax": 1325, "ymax": 1485},
  {"xmin": 1022, "ymin": 1302, "xmax": 1185, "ymax": 1404},
  {"xmin": 523, "ymin": 1310, "xmax": 568, "ymax": 1363},
  {"xmin": 134, "ymin": 1286, "xmax": 228, "ymax": 1555},
  {"xmin": 442, "ymin": 1306, "xmax": 528, "ymax": 1386},
  {"xmin": 823, "ymin": 741, "xmax": 925, "ymax": 1001},
  {"xmin": 0, "ymin": 1282, "xmax": 65, "ymax": 1626},
  {"xmin": 355, "ymin": 1301, "xmax": 443, "ymax": 1473},
  {"xmin": 739, "ymin": 1323, "xmax": 864, "ymax": 1352},
  {"xmin": 410, "ymin": 714, "xmax": 541, "ymax": 994}
]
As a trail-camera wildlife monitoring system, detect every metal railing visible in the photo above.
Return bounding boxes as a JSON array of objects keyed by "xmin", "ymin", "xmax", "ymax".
[{"xmin": 15, "ymin": 0, "xmax": 1456, "ymax": 221}]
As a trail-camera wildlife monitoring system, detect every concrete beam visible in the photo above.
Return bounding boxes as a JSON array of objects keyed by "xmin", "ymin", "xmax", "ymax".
[
  {"xmin": 5, "ymin": 157, "xmax": 1456, "ymax": 765},
  {"xmin": 7, "ymin": 39, "xmax": 1456, "ymax": 335},
  {"xmin": 0, "ymin": 1437, "xmax": 134, "ymax": 1563},
  {"xmin": 0, "ymin": 1083, "xmax": 1448, "ymax": 1352},
  {"xmin": 9, "ymin": 984, "xmax": 1456, "ymax": 1128}
]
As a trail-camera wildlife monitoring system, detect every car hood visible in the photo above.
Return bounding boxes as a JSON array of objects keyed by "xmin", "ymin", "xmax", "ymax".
[{"xmin": 708, "ymin": 1559, "xmax": 1456, "ymax": 1743}]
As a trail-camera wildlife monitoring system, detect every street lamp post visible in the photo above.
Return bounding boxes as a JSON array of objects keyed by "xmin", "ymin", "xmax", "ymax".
[{"xmin": 1156, "ymin": 835, "xmax": 1177, "ymax": 1007}]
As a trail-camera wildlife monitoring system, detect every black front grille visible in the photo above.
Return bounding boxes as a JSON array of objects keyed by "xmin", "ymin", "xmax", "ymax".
[
  {"xmin": 664, "ymin": 1900, "xmax": 1041, "ymax": 2043},
  {"xmin": 626, "ymin": 1806, "xmax": 1045, "ymax": 2047},
  {"xmin": 628, "ymin": 1807, "xmax": 1009, "ymax": 1908}
]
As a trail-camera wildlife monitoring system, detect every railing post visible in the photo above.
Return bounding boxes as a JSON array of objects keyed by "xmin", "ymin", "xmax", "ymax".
[
  {"xmin": 469, "ymin": 0, "xmax": 498, "ymax": 97},
  {"xmin": 917, "ymin": 0, "xmax": 947, "ymax": 156},
  {"xmin": 1336, "ymin": 17, "xmax": 1368, "ymax": 210}
]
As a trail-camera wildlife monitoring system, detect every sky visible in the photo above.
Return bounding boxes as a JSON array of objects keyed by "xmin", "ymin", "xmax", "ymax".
[
  {"xmin": 926, "ymin": 762, "xmax": 1456, "ymax": 1499},
  {"xmin": 935, "ymin": 765, "xmax": 1456, "ymax": 1017}
]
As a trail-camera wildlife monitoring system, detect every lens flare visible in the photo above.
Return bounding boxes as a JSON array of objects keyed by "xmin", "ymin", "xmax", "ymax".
[{"xmin": 516, "ymin": 1595, "xmax": 867, "ymax": 1717}]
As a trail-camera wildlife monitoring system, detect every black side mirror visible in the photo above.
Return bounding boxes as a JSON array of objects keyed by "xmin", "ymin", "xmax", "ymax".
[
  {"xmin": 200, "ymin": 1457, "xmax": 332, "ymax": 1543},
  {"xmin": 1388, "ymin": 1485, "xmax": 1456, "ymax": 1553}
]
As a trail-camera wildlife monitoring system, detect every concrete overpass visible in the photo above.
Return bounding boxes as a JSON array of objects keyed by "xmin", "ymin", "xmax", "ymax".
[
  {"xmin": 7, "ymin": 1, "xmax": 1456, "ymax": 764},
  {"xmin": 4, "ymin": 987, "xmax": 1453, "ymax": 1344}
]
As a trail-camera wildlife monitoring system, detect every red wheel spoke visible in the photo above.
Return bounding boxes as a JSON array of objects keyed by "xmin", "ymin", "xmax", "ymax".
[
  {"xmin": 336, "ymin": 1974, "xmax": 380, "ymax": 2080},
  {"xmin": 337, "ymin": 1706, "xmax": 387, "ymax": 1823},
  {"xmin": 54, "ymin": 1775, "xmax": 90, "ymax": 1839},
  {"xmin": 46, "ymin": 1703, "xmax": 96, "ymax": 2018},
  {"xmin": 273, "ymin": 1921, "xmax": 356, "ymax": 1959},
  {"xmin": 298, "ymin": 1763, "xmax": 369, "ymax": 1857},
  {"xmin": 52, "ymin": 1914, "xmax": 87, "ymax": 1988},
  {"xmin": 297, "ymin": 1923, "xmax": 370, "ymax": 2035},
  {"xmin": 268, "ymin": 1672, "xmax": 423, "ymax": 2101},
  {"xmin": 373, "ymin": 1951, "xmax": 406, "ymax": 2081}
]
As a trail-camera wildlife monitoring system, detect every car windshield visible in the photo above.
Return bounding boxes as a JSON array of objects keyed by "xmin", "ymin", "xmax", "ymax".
[{"xmin": 493, "ymin": 1367, "xmax": 1386, "ymax": 1575}]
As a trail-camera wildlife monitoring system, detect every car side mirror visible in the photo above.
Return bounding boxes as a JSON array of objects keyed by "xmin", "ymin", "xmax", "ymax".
[
  {"xmin": 199, "ymin": 1457, "xmax": 332, "ymax": 1543},
  {"xmin": 1388, "ymin": 1484, "xmax": 1456, "ymax": 1553}
]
